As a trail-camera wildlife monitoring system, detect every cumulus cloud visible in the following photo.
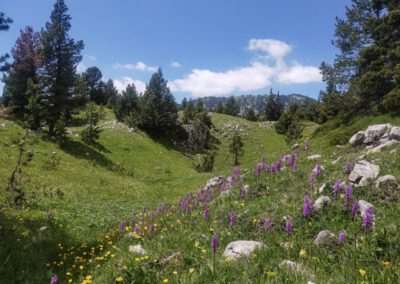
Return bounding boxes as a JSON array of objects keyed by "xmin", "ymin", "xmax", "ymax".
[
  {"xmin": 114, "ymin": 77, "xmax": 146, "ymax": 94},
  {"xmin": 171, "ymin": 61, "xmax": 182, "ymax": 67},
  {"xmin": 114, "ymin": 62, "xmax": 157, "ymax": 72},
  {"xmin": 169, "ymin": 38, "xmax": 321, "ymax": 97}
]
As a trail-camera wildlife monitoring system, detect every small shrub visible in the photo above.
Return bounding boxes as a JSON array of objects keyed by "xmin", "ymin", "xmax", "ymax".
[{"xmin": 196, "ymin": 151, "xmax": 216, "ymax": 172}]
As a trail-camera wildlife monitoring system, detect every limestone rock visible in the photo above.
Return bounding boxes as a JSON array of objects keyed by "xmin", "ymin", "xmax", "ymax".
[
  {"xmin": 222, "ymin": 241, "xmax": 263, "ymax": 260},
  {"xmin": 313, "ymin": 230, "xmax": 335, "ymax": 246},
  {"xmin": 38, "ymin": 226, "xmax": 47, "ymax": 233},
  {"xmin": 376, "ymin": 175, "xmax": 398, "ymax": 190},
  {"xmin": 348, "ymin": 160, "xmax": 380, "ymax": 186},
  {"xmin": 363, "ymin": 124, "xmax": 391, "ymax": 144},
  {"xmin": 349, "ymin": 131, "xmax": 365, "ymax": 145},
  {"xmin": 390, "ymin": 149, "xmax": 397, "ymax": 154},
  {"xmin": 292, "ymin": 143, "xmax": 299, "ymax": 149},
  {"xmin": 129, "ymin": 244, "xmax": 147, "ymax": 255},
  {"xmin": 389, "ymin": 126, "xmax": 400, "ymax": 140},
  {"xmin": 158, "ymin": 251, "xmax": 182, "ymax": 265},
  {"xmin": 279, "ymin": 260, "xmax": 306, "ymax": 274},
  {"xmin": 367, "ymin": 140, "xmax": 398, "ymax": 154},
  {"xmin": 313, "ymin": 196, "xmax": 331, "ymax": 211},
  {"xmin": 318, "ymin": 184, "xmax": 327, "ymax": 194},
  {"xmin": 206, "ymin": 176, "xmax": 225, "ymax": 190},
  {"xmin": 331, "ymin": 157, "xmax": 342, "ymax": 165},
  {"xmin": 307, "ymin": 154, "xmax": 321, "ymax": 160}
]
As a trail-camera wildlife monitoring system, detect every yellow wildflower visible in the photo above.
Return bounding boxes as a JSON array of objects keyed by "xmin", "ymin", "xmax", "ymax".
[
  {"xmin": 189, "ymin": 268, "xmax": 195, "ymax": 274},
  {"xmin": 359, "ymin": 269, "xmax": 366, "ymax": 276},
  {"xmin": 163, "ymin": 279, "xmax": 168, "ymax": 283},
  {"xmin": 266, "ymin": 271, "xmax": 277, "ymax": 277},
  {"xmin": 382, "ymin": 261, "xmax": 389, "ymax": 266},
  {"xmin": 300, "ymin": 249, "xmax": 307, "ymax": 258},
  {"xmin": 115, "ymin": 276, "xmax": 123, "ymax": 282}
]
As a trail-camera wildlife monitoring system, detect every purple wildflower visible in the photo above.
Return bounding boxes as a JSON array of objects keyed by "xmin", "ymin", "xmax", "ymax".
[
  {"xmin": 257, "ymin": 164, "xmax": 261, "ymax": 176},
  {"xmin": 50, "ymin": 275, "xmax": 58, "ymax": 284},
  {"xmin": 333, "ymin": 179, "xmax": 340, "ymax": 199},
  {"xmin": 346, "ymin": 162, "xmax": 352, "ymax": 173},
  {"xmin": 135, "ymin": 225, "xmax": 140, "ymax": 235},
  {"xmin": 265, "ymin": 165, "xmax": 270, "ymax": 173},
  {"xmin": 230, "ymin": 175, "xmax": 235, "ymax": 187},
  {"xmin": 351, "ymin": 200, "xmax": 359, "ymax": 218},
  {"xmin": 305, "ymin": 140, "xmax": 309, "ymax": 151},
  {"xmin": 362, "ymin": 207, "xmax": 374, "ymax": 230},
  {"xmin": 141, "ymin": 214, "xmax": 145, "ymax": 227},
  {"xmin": 212, "ymin": 234, "xmax": 218, "ymax": 253},
  {"xmin": 149, "ymin": 210, "xmax": 154, "ymax": 218},
  {"xmin": 271, "ymin": 163, "xmax": 275, "ymax": 174},
  {"xmin": 297, "ymin": 150, "xmax": 300, "ymax": 157},
  {"xmin": 339, "ymin": 230, "xmax": 345, "ymax": 245},
  {"xmin": 221, "ymin": 179, "xmax": 226, "ymax": 190},
  {"xmin": 47, "ymin": 213, "xmax": 51, "ymax": 220},
  {"xmin": 262, "ymin": 155, "xmax": 265, "ymax": 163},
  {"xmin": 186, "ymin": 206, "xmax": 191, "ymax": 214},
  {"xmin": 293, "ymin": 163, "xmax": 297, "ymax": 174},
  {"xmin": 131, "ymin": 218, "xmax": 135, "ymax": 227},
  {"xmin": 264, "ymin": 217, "xmax": 270, "ymax": 232},
  {"xmin": 303, "ymin": 195, "xmax": 311, "ymax": 217},
  {"xmin": 150, "ymin": 224, "xmax": 155, "ymax": 232},
  {"xmin": 229, "ymin": 211, "xmax": 236, "ymax": 226},
  {"xmin": 315, "ymin": 164, "xmax": 322, "ymax": 176},
  {"xmin": 240, "ymin": 175, "xmax": 244, "ymax": 184},
  {"xmin": 344, "ymin": 184, "xmax": 353, "ymax": 207},
  {"xmin": 286, "ymin": 220, "xmax": 292, "ymax": 235},
  {"xmin": 132, "ymin": 209, "xmax": 136, "ymax": 216},
  {"xmin": 119, "ymin": 220, "xmax": 125, "ymax": 231},
  {"xmin": 241, "ymin": 187, "xmax": 246, "ymax": 198},
  {"xmin": 143, "ymin": 207, "xmax": 146, "ymax": 213},
  {"xmin": 203, "ymin": 207, "xmax": 209, "ymax": 221},
  {"xmin": 309, "ymin": 172, "xmax": 315, "ymax": 188}
]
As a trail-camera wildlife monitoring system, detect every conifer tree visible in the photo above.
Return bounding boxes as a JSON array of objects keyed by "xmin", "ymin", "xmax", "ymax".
[
  {"xmin": 0, "ymin": 12, "xmax": 13, "ymax": 72},
  {"xmin": 224, "ymin": 96, "xmax": 240, "ymax": 116},
  {"xmin": 213, "ymin": 100, "xmax": 224, "ymax": 113},
  {"xmin": 39, "ymin": 0, "xmax": 84, "ymax": 134},
  {"xmin": 229, "ymin": 132, "xmax": 244, "ymax": 165},
  {"xmin": 245, "ymin": 108, "xmax": 257, "ymax": 121}
]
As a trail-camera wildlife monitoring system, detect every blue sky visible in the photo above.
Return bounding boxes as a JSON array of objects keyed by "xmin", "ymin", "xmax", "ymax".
[{"xmin": 1, "ymin": 0, "xmax": 352, "ymax": 102}]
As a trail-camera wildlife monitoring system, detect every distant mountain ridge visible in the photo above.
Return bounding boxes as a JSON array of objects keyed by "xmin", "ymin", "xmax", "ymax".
[{"xmin": 193, "ymin": 94, "xmax": 315, "ymax": 116}]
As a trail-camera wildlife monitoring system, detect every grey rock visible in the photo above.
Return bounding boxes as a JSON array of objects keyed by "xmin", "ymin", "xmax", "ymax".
[
  {"xmin": 348, "ymin": 160, "xmax": 380, "ymax": 186},
  {"xmin": 38, "ymin": 226, "xmax": 47, "ymax": 233},
  {"xmin": 336, "ymin": 145, "xmax": 345, "ymax": 148},
  {"xmin": 223, "ymin": 241, "xmax": 263, "ymax": 260},
  {"xmin": 292, "ymin": 143, "xmax": 299, "ymax": 149},
  {"xmin": 331, "ymin": 157, "xmax": 342, "ymax": 165},
  {"xmin": 389, "ymin": 126, "xmax": 400, "ymax": 140},
  {"xmin": 363, "ymin": 124, "xmax": 391, "ymax": 144},
  {"xmin": 313, "ymin": 230, "xmax": 335, "ymax": 246},
  {"xmin": 367, "ymin": 140, "xmax": 398, "ymax": 154},
  {"xmin": 159, "ymin": 251, "xmax": 182, "ymax": 265},
  {"xmin": 390, "ymin": 149, "xmax": 397, "ymax": 154},
  {"xmin": 349, "ymin": 131, "xmax": 365, "ymax": 145},
  {"xmin": 280, "ymin": 242, "xmax": 294, "ymax": 249},
  {"xmin": 318, "ymin": 184, "xmax": 327, "ymax": 194},
  {"xmin": 129, "ymin": 244, "xmax": 147, "ymax": 255},
  {"xmin": 356, "ymin": 154, "xmax": 366, "ymax": 161},
  {"xmin": 376, "ymin": 175, "xmax": 398, "ymax": 190},
  {"xmin": 219, "ymin": 190, "xmax": 230, "ymax": 198},
  {"xmin": 279, "ymin": 260, "xmax": 306, "ymax": 274},
  {"xmin": 206, "ymin": 176, "xmax": 225, "ymax": 190},
  {"xmin": 313, "ymin": 196, "xmax": 331, "ymax": 211},
  {"xmin": 307, "ymin": 154, "xmax": 321, "ymax": 160}
]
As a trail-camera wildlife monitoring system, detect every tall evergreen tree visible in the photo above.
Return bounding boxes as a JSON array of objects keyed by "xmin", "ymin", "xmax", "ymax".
[
  {"xmin": 0, "ymin": 12, "xmax": 13, "ymax": 72},
  {"xmin": 39, "ymin": 0, "xmax": 84, "ymax": 134},
  {"xmin": 113, "ymin": 84, "xmax": 138, "ymax": 121},
  {"xmin": 224, "ymin": 96, "xmax": 240, "ymax": 116},
  {"xmin": 137, "ymin": 68, "xmax": 178, "ymax": 135},
  {"xmin": 2, "ymin": 26, "xmax": 41, "ymax": 119},
  {"xmin": 213, "ymin": 100, "xmax": 224, "ymax": 113},
  {"xmin": 105, "ymin": 79, "xmax": 118, "ymax": 107},
  {"xmin": 229, "ymin": 132, "xmax": 244, "ymax": 165},
  {"xmin": 245, "ymin": 108, "xmax": 257, "ymax": 121},
  {"xmin": 180, "ymin": 97, "xmax": 188, "ymax": 110},
  {"xmin": 264, "ymin": 89, "xmax": 283, "ymax": 121},
  {"xmin": 183, "ymin": 98, "xmax": 195, "ymax": 123}
]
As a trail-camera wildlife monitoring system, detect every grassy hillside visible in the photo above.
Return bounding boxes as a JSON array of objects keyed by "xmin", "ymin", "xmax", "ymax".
[
  {"xmin": 1, "ymin": 112, "xmax": 399, "ymax": 283},
  {"xmin": 0, "ymin": 110, "xmax": 287, "ymax": 282}
]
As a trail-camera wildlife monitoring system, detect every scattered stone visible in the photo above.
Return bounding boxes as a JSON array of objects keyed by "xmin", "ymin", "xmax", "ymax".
[
  {"xmin": 318, "ymin": 184, "xmax": 327, "ymax": 194},
  {"xmin": 331, "ymin": 157, "xmax": 342, "ymax": 165},
  {"xmin": 348, "ymin": 160, "xmax": 380, "ymax": 186},
  {"xmin": 376, "ymin": 175, "xmax": 398, "ymax": 190},
  {"xmin": 38, "ymin": 226, "xmax": 47, "ymax": 233},
  {"xmin": 367, "ymin": 140, "xmax": 398, "ymax": 154},
  {"xmin": 336, "ymin": 145, "xmax": 345, "ymax": 148},
  {"xmin": 349, "ymin": 131, "xmax": 365, "ymax": 145},
  {"xmin": 312, "ymin": 165, "xmax": 325, "ymax": 175},
  {"xmin": 0, "ymin": 122, "xmax": 8, "ymax": 128},
  {"xmin": 365, "ymin": 145, "xmax": 374, "ymax": 150},
  {"xmin": 282, "ymin": 215, "xmax": 292, "ymax": 222},
  {"xmin": 307, "ymin": 154, "xmax": 321, "ymax": 160},
  {"xmin": 222, "ymin": 241, "xmax": 263, "ymax": 260},
  {"xmin": 206, "ymin": 176, "xmax": 225, "ymax": 190},
  {"xmin": 292, "ymin": 143, "xmax": 299, "ymax": 149},
  {"xmin": 313, "ymin": 230, "xmax": 336, "ymax": 246},
  {"xmin": 158, "ymin": 251, "xmax": 182, "ymax": 265},
  {"xmin": 312, "ymin": 196, "xmax": 331, "ymax": 211},
  {"xmin": 389, "ymin": 126, "xmax": 400, "ymax": 140},
  {"xmin": 67, "ymin": 129, "xmax": 75, "ymax": 135},
  {"xmin": 129, "ymin": 244, "xmax": 147, "ymax": 255},
  {"xmin": 219, "ymin": 190, "xmax": 230, "ymax": 198},
  {"xmin": 358, "ymin": 200, "xmax": 374, "ymax": 218},
  {"xmin": 363, "ymin": 124, "xmax": 391, "ymax": 144},
  {"xmin": 280, "ymin": 242, "xmax": 294, "ymax": 249},
  {"xmin": 279, "ymin": 260, "xmax": 306, "ymax": 274},
  {"xmin": 356, "ymin": 154, "xmax": 366, "ymax": 161},
  {"xmin": 390, "ymin": 149, "xmax": 397, "ymax": 154}
]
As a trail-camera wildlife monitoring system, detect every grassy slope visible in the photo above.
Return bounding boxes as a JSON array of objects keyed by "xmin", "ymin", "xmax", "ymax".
[{"xmin": 0, "ymin": 111, "xmax": 285, "ymax": 283}]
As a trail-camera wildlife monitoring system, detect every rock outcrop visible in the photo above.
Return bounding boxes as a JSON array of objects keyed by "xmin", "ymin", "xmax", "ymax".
[{"xmin": 348, "ymin": 160, "xmax": 380, "ymax": 186}]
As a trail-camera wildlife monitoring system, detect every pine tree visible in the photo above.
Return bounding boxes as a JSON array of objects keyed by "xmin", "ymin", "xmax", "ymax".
[
  {"xmin": 0, "ymin": 12, "xmax": 13, "ymax": 72},
  {"xmin": 264, "ymin": 89, "xmax": 283, "ymax": 121},
  {"xmin": 183, "ymin": 99, "xmax": 195, "ymax": 123},
  {"xmin": 113, "ymin": 84, "xmax": 138, "ymax": 121},
  {"xmin": 2, "ymin": 26, "xmax": 41, "ymax": 119},
  {"xmin": 213, "ymin": 100, "xmax": 224, "ymax": 113},
  {"xmin": 196, "ymin": 98, "xmax": 205, "ymax": 113},
  {"xmin": 138, "ymin": 68, "xmax": 178, "ymax": 135},
  {"xmin": 84, "ymin": 66, "xmax": 105, "ymax": 104},
  {"xmin": 245, "ymin": 108, "xmax": 257, "ymax": 121},
  {"xmin": 105, "ymin": 79, "xmax": 118, "ymax": 107},
  {"xmin": 40, "ymin": 0, "xmax": 84, "ymax": 134},
  {"xmin": 81, "ymin": 102, "xmax": 104, "ymax": 144},
  {"xmin": 24, "ymin": 78, "xmax": 46, "ymax": 130},
  {"xmin": 229, "ymin": 132, "xmax": 244, "ymax": 166},
  {"xmin": 224, "ymin": 96, "xmax": 240, "ymax": 116},
  {"xmin": 180, "ymin": 97, "xmax": 188, "ymax": 110}
]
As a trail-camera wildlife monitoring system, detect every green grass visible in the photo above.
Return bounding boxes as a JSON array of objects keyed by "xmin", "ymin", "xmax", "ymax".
[{"xmin": 1, "ymin": 111, "xmax": 399, "ymax": 283}]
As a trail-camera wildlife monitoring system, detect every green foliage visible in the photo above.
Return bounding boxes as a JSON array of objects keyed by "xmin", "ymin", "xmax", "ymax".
[
  {"xmin": 24, "ymin": 78, "xmax": 46, "ymax": 130},
  {"xmin": 196, "ymin": 151, "xmax": 216, "ymax": 172},
  {"xmin": 40, "ymin": 0, "xmax": 84, "ymax": 134},
  {"xmin": 113, "ymin": 84, "xmax": 138, "ymax": 122},
  {"xmin": 81, "ymin": 102, "xmax": 104, "ymax": 144},
  {"xmin": 381, "ymin": 88, "xmax": 400, "ymax": 113},
  {"xmin": 285, "ymin": 119, "xmax": 303, "ymax": 144},
  {"xmin": 223, "ymin": 96, "xmax": 240, "ymax": 117},
  {"xmin": 54, "ymin": 112, "xmax": 67, "ymax": 145},
  {"xmin": 137, "ymin": 68, "xmax": 178, "ymax": 135},
  {"xmin": 245, "ymin": 108, "xmax": 257, "ymax": 121},
  {"xmin": 213, "ymin": 100, "xmax": 224, "ymax": 113},
  {"xmin": 180, "ymin": 97, "xmax": 188, "ymax": 110},
  {"xmin": 0, "ymin": 12, "xmax": 13, "ymax": 71},
  {"xmin": 229, "ymin": 132, "xmax": 244, "ymax": 165},
  {"xmin": 264, "ymin": 90, "xmax": 283, "ymax": 121},
  {"xmin": 182, "ymin": 99, "xmax": 196, "ymax": 124},
  {"xmin": 105, "ymin": 79, "xmax": 119, "ymax": 108}
]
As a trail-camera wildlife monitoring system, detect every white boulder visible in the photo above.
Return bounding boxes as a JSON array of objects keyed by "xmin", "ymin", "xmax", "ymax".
[
  {"xmin": 348, "ymin": 160, "xmax": 380, "ymax": 186},
  {"xmin": 222, "ymin": 241, "xmax": 263, "ymax": 260}
]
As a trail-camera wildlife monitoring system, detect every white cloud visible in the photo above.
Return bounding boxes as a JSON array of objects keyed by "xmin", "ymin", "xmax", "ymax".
[
  {"xmin": 114, "ymin": 62, "xmax": 157, "ymax": 72},
  {"xmin": 114, "ymin": 77, "xmax": 146, "ymax": 94},
  {"xmin": 248, "ymin": 38, "xmax": 291, "ymax": 59},
  {"xmin": 77, "ymin": 62, "xmax": 86, "ymax": 73},
  {"xmin": 168, "ymin": 38, "xmax": 321, "ymax": 97},
  {"xmin": 171, "ymin": 61, "xmax": 182, "ymax": 67}
]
